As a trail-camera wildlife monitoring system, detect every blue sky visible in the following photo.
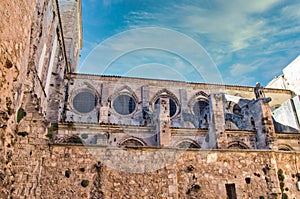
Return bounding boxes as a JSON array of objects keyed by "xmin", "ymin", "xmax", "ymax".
[{"xmin": 79, "ymin": 0, "xmax": 300, "ymax": 86}]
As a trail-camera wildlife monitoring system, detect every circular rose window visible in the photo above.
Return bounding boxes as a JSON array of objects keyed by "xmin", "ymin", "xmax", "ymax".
[
  {"xmin": 113, "ymin": 95, "xmax": 136, "ymax": 115},
  {"xmin": 73, "ymin": 92, "xmax": 97, "ymax": 113}
]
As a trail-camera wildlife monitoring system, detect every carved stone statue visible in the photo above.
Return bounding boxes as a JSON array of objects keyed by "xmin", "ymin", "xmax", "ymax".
[{"xmin": 254, "ymin": 82, "xmax": 265, "ymax": 99}]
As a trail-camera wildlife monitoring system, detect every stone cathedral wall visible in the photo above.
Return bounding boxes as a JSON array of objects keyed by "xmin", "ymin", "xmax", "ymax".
[
  {"xmin": 0, "ymin": 0, "xmax": 37, "ymax": 197},
  {"xmin": 0, "ymin": 0, "xmax": 78, "ymax": 197},
  {"xmin": 37, "ymin": 145, "xmax": 300, "ymax": 199},
  {"xmin": 1, "ymin": 0, "xmax": 300, "ymax": 198}
]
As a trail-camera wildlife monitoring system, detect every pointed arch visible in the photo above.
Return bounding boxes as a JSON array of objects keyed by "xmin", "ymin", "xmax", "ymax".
[
  {"xmin": 188, "ymin": 91, "xmax": 209, "ymax": 105},
  {"xmin": 70, "ymin": 82, "xmax": 100, "ymax": 114},
  {"xmin": 194, "ymin": 90, "xmax": 209, "ymax": 98},
  {"xmin": 151, "ymin": 88, "xmax": 179, "ymax": 104},
  {"xmin": 83, "ymin": 82, "xmax": 99, "ymax": 94},
  {"xmin": 278, "ymin": 144, "xmax": 294, "ymax": 151},
  {"xmin": 188, "ymin": 91, "xmax": 209, "ymax": 115},
  {"xmin": 109, "ymin": 85, "xmax": 139, "ymax": 116},
  {"xmin": 150, "ymin": 88, "xmax": 180, "ymax": 118},
  {"xmin": 227, "ymin": 141, "xmax": 249, "ymax": 149},
  {"xmin": 118, "ymin": 136, "xmax": 147, "ymax": 147},
  {"xmin": 109, "ymin": 85, "xmax": 139, "ymax": 102},
  {"xmin": 175, "ymin": 139, "xmax": 201, "ymax": 149}
]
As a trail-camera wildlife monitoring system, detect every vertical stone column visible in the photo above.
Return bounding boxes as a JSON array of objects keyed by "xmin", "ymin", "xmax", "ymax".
[
  {"xmin": 141, "ymin": 86, "xmax": 149, "ymax": 109},
  {"xmin": 58, "ymin": 0, "xmax": 82, "ymax": 72},
  {"xmin": 292, "ymin": 96, "xmax": 300, "ymax": 129},
  {"xmin": 251, "ymin": 98, "xmax": 276, "ymax": 149},
  {"xmin": 141, "ymin": 86, "xmax": 150, "ymax": 125},
  {"xmin": 99, "ymin": 84, "xmax": 109, "ymax": 123},
  {"xmin": 158, "ymin": 97, "xmax": 171, "ymax": 147},
  {"xmin": 206, "ymin": 93, "xmax": 227, "ymax": 149},
  {"xmin": 179, "ymin": 89, "xmax": 188, "ymax": 126}
]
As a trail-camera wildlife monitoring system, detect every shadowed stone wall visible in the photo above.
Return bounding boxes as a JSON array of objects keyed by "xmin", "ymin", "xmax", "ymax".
[
  {"xmin": 0, "ymin": 0, "xmax": 80, "ymax": 197},
  {"xmin": 0, "ymin": 0, "xmax": 37, "ymax": 197},
  {"xmin": 39, "ymin": 145, "xmax": 300, "ymax": 199},
  {"xmin": 1, "ymin": 0, "xmax": 300, "ymax": 198}
]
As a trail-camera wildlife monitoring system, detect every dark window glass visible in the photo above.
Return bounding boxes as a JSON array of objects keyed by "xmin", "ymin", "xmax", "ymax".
[
  {"xmin": 155, "ymin": 98, "xmax": 177, "ymax": 117},
  {"xmin": 193, "ymin": 100, "xmax": 208, "ymax": 115},
  {"xmin": 113, "ymin": 95, "xmax": 136, "ymax": 115},
  {"xmin": 73, "ymin": 92, "xmax": 97, "ymax": 113}
]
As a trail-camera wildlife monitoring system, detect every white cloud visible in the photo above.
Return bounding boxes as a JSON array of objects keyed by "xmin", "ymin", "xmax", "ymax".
[
  {"xmin": 229, "ymin": 63, "xmax": 258, "ymax": 77},
  {"xmin": 126, "ymin": 1, "xmax": 282, "ymax": 53},
  {"xmin": 80, "ymin": 27, "xmax": 223, "ymax": 83},
  {"xmin": 281, "ymin": 3, "xmax": 300, "ymax": 19},
  {"xmin": 81, "ymin": 0, "xmax": 300, "ymax": 86}
]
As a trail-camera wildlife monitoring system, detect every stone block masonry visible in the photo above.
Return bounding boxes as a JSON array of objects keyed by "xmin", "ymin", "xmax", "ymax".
[
  {"xmin": 38, "ymin": 146, "xmax": 300, "ymax": 199},
  {"xmin": 0, "ymin": 0, "xmax": 79, "ymax": 197},
  {"xmin": 0, "ymin": 0, "xmax": 37, "ymax": 197},
  {"xmin": 1, "ymin": 0, "xmax": 300, "ymax": 198}
]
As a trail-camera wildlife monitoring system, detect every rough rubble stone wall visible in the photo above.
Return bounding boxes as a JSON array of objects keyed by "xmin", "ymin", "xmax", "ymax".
[
  {"xmin": 0, "ymin": 0, "xmax": 36, "ymax": 197},
  {"xmin": 40, "ymin": 146, "xmax": 300, "ymax": 199},
  {"xmin": 1, "ymin": 1, "xmax": 300, "ymax": 199},
  {"xmin": 0, "ymin": 0, "xmax": 68, "ymax": 197}
]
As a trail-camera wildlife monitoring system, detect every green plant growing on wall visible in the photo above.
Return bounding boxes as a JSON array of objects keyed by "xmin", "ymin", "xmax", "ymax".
[
  {"xmin": 47, "ymin": 123, "xmax": 58, "ymax": 140},
  {"xmin": 282, "ymin": 193, "xmax": 288, "ymax": 199},
  {"xmin": 17, "ymin": 107, "xmax": 26, "ymax": 123},
  {"xmin": 65, "ymin": 169, "xmax": 71, "ymax": 178},
  {"xmin": 50, "ymin": 123, "xmax": 58, "ymax": 131},
  {"xmin": 81, "ymin": 180, "xmax": 89, "ymax": 187},
  {"xmin": 46, "ymin": 132, "xmax": 53, "ymax": 140},
  {"xmin": 67, "ymin": 136, "xmax": 82, "ymax": 144},
  {"xmin": 278, "ymin": 168, "xmax": 288, "ymax": 199},
  {"xmin": 81, "ymin": 134, "xmax": 88, "ymax": 139},
  {"xmin": 67, "ymin": 122, "xmax": 74, "ymax": 129}
]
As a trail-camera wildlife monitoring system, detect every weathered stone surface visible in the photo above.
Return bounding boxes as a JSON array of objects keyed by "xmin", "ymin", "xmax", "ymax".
[
  {"xmin": 1, "ymin": 0, "xmax": 300, "ymax": 198},
  {"xmin": 36, "ymin": 146, "xmax": 300, "ymax": 199}
]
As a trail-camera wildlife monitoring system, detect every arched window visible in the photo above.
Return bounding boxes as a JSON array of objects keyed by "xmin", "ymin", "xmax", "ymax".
[
  {"xmin": 73, "ymin": 91, "xmax": 97, "ymax": 113},
  {"xmin": 228, "ymin": 141, "xmax": 249, "ymax": 149},
  {"xmin": 193, "ymin": 100, "xmax": 209, "ymax": 115},
  {"xmin": 113, "ymin": 94, "xmax": 136, "ymax": 115},
  {"xmin": 278, "ymin": 145, "xmax": 294, "ymax": 151},
  {"xmin": 176, "ymin": 140, "xmax": 200, "ymax": 149},
  {"xmin": 119, "ymin": 138, "xmax": 146, "ymax": 147},
  {"xmin": 155, "ymin": 98, "xmax": 177, "ymax": 117}
]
